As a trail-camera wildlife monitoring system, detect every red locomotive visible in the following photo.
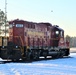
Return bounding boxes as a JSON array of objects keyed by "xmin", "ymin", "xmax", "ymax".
[{"xmin": 0, "ymin": 19, "xmax": 70, "ymax": 61}]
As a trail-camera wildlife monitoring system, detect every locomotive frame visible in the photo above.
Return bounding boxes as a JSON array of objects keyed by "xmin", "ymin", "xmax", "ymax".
[{"xmin": 0, "ymin": 19, "xmax": 70, "ymax": 61}]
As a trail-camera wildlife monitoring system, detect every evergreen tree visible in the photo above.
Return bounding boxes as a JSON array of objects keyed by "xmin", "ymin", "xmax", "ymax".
[{"xmin": 0, "ymin": 9, "xmax": 9, "ymax": 36}]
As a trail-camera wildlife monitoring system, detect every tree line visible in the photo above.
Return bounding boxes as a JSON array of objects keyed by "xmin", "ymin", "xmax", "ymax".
[{"xmin": 65, "ymin": 35, "xmax": 76, "ymax": 48}]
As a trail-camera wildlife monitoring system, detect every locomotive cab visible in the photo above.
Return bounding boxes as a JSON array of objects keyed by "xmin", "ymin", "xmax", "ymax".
[{"xmin": 51, "ymin": 25, "xmax": 64, "ymax": 47}]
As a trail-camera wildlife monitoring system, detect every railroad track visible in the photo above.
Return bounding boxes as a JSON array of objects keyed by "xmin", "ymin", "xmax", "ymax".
[{"xmin": 0, "ymin": 56, "xmax": 71, "ymax": 64}]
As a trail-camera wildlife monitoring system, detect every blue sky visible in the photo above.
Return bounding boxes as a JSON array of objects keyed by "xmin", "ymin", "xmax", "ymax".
[{"xmin": 0, "ymin": 0, "xmax": 76, "ymax": 36}]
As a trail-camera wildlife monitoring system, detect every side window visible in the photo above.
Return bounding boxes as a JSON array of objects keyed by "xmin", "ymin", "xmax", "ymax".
[{"xmin": 60, "ymin": 31, "xmax": 63, "ymax": 37}]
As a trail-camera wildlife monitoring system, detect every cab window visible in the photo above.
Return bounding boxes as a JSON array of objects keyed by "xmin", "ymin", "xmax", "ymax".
[{"xmin": 60, "ymin": 31, "xmax": 63, "ymax": 37}]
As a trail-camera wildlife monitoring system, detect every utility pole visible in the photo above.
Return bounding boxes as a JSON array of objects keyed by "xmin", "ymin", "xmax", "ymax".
[{"xmin": 5, "ymin": 0, "xmax": 7, "ymax": 36}]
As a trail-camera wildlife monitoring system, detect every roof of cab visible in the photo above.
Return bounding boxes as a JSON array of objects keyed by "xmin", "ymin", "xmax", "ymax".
[{"xmin": 51, "ymin": 25, "xmax": 64, "ymax": 31}]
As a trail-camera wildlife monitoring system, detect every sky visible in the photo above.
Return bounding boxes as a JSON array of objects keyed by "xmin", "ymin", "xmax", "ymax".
[{"xmin": 0, "ymin": 0, "xmax": 76, "ymax": 37}]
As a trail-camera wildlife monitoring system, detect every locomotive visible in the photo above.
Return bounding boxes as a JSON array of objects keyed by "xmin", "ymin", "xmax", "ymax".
[{"xmin": 0, "ymin": 19, "xmax": 70, "ymax": 61}]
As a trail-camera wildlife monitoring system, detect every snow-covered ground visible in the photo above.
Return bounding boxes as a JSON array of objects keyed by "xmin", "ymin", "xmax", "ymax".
[
  {"xmin": 70, "ymin": 48, "xmax": 76, "ymax": 53},
  {"xmin": 0, "ymin": 53, "xmax": 76, "ymax": 75}
]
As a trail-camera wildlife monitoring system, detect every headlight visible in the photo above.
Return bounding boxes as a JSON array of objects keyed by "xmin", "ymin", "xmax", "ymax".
[
  {"xmin": 16, "ymin": 46, "xmax": 18, "ymax": 48},
  {"xmin": 2, "ymin": 46, "xmax": 5, "ymax": 48}
]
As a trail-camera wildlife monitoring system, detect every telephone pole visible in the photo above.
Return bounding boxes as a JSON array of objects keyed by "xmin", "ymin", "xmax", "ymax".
[{"xmin": 5, "ymin": 0, "xmax": 7, "ymax": 36}]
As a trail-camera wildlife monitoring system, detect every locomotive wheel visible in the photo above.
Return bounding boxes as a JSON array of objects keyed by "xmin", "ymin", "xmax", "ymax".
[
  {"xmin": 59, "ymin": 49, "xmax": 65, "ymax": 58},
  {"xmin": 43, "ymin": 50, "xmax": 48, "ymax": 59},
  {"xmin": 51, "ymin": 51, "xmax": 60, "ymax": 59},
  {"xmin": 31, "ymin": 50, "xmax": 40, "ymax": 60},
  {"xmin": 25, "ymin": 49, "xmax": 32, "ymax": 61},
  {"xmin": 52, "ymin": 55, "xmax": 59, "ymax": 59}
]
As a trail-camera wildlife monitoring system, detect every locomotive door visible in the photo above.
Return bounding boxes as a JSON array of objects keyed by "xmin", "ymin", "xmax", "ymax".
[{"xmin": 51, "ymin": 30, "xmax": 59, "ymax": 47}]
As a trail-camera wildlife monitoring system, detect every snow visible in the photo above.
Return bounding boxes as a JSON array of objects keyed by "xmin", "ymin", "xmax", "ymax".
[
  {"xmin": 0, "ymin": 53, "xmax": 76, "ymax": 75},
  {"xmin": 70, "ymin": 48, "xmax": 76, "ymax": 53}
]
